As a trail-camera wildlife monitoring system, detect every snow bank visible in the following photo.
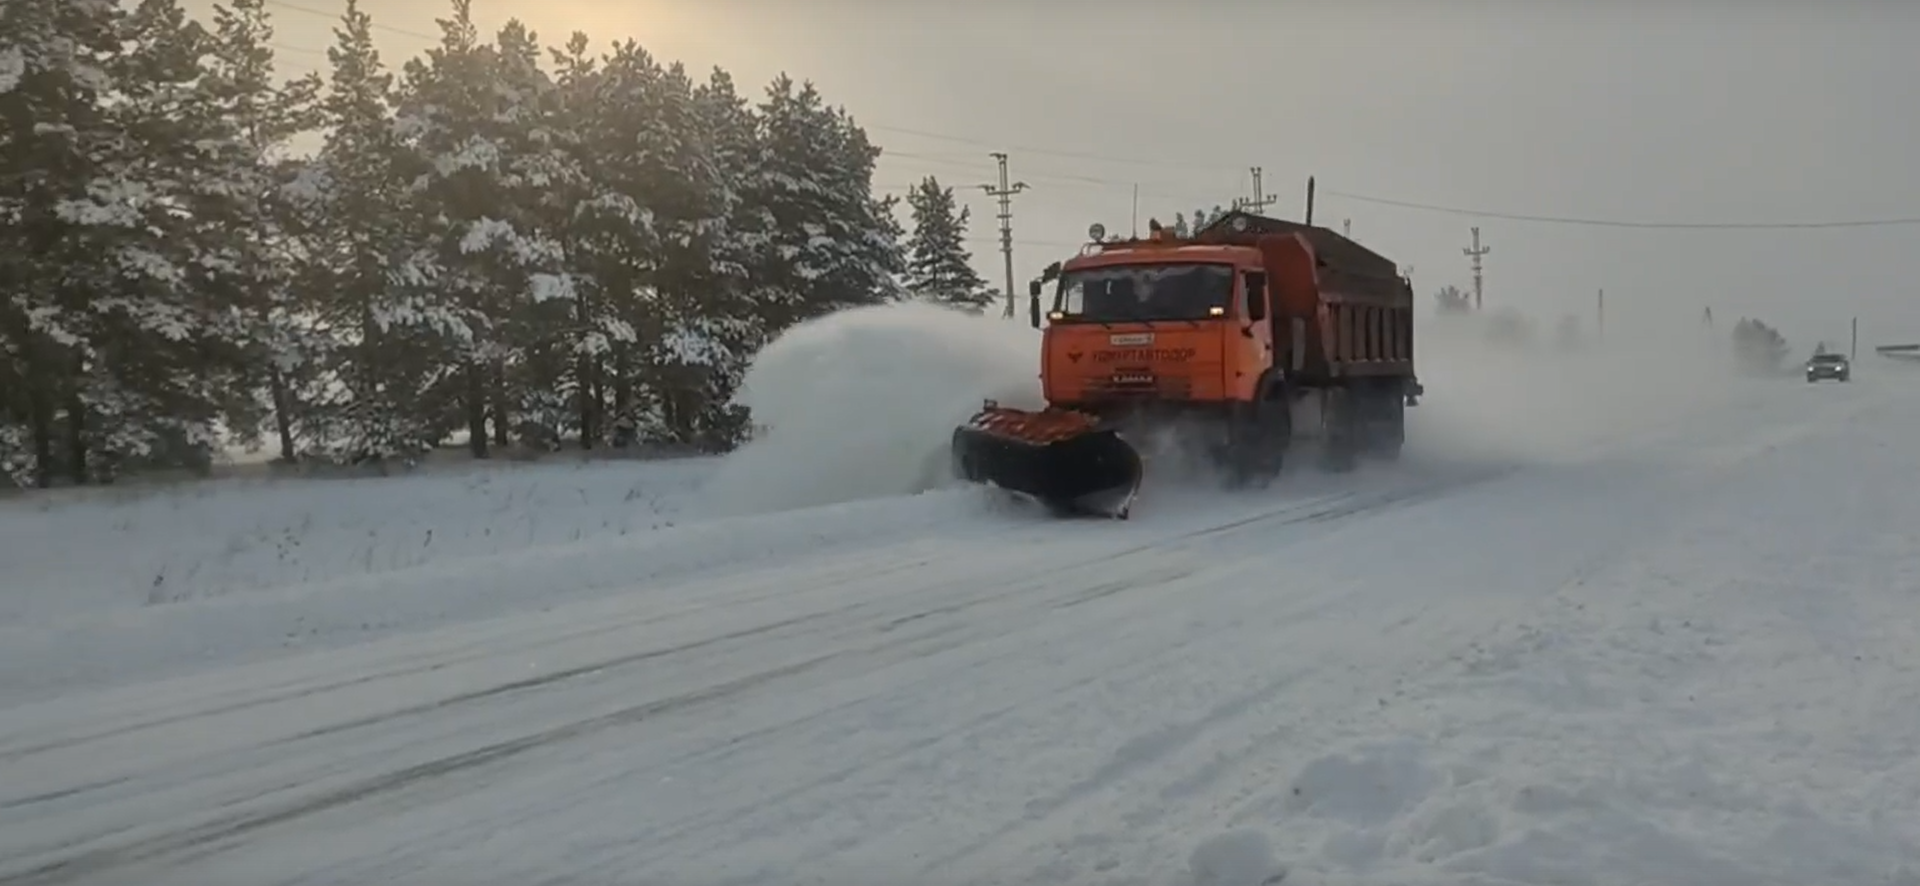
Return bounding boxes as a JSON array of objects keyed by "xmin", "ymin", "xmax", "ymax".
[
  {"xmin": 0, "ymin": 484, "xmax": 1019, "ymax": 703},
  {"xmin": 698, "ymin": 301, "xmax": 1043, "ymax": 516},
  {"xmin": 0, "ymin": 458, "xmax": 714, "ymax": 624}
]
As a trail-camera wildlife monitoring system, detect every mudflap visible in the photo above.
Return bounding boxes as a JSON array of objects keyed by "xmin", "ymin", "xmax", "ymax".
[{"xmin": 951, "ymin": 403, "xmax": 1144, "ymax": 520}]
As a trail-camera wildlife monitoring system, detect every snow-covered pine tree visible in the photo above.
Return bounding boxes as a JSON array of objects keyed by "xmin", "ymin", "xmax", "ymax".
[
  {"xmin": 643, "ymin": 60, "xmax": 752, "ymax": 449},
  {"xmin": 685, "ymin": 65, "xmax": 775, "ymax": 447},
  {"xmin": 565, "ymin": 40, "xmax": 674, "ymax": 442},
  {"xmin": 0, "ymin": 0, "xmax": 127, "ymax": 486},
  {"xmin": 902, "ymin": 175, "xmax": 991, "ymax": 313},
  {"xmin": 540, "ymin": 31, "xmax": 627, "ymax": 448},
  {"xmin": 200, "ymin": 0, "xmax": 323, "ymax": 462},
  {"xmin": 754, "ymin": 74, "xmax": 904, "ymax": 327},
  {"xmin": 83, "ymin": 0, "xmax": 273, "ymax": 482},
  {"xmin": 394, "ymin": 0, "xmax": 559, "ymax": 458},
  {"xmin": 483, "ymin": 19, "xmax": 577, "ymax": 451},
  {"xmin": 295, "ymin": 0, "xmax": 440, "ymax": 463},
  {"xmin": 0, "ymin": 0, "xmax": 268, "ymax": 483}
]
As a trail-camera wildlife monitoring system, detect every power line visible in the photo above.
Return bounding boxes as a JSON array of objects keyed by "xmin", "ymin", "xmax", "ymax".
[
  {"xmin": 863, "ymin": 122, "xmax": 1236, "ymax": 174},
  {"xmin": 261, "ymin": 0, "xmax": 442, "ymax": 42},
  {"xmin": 870, "ymin": 122, "xmax": 1920, "ymax": 230},
  {"xmin": 1322, "ymin": 187, "xmax": 1920, "ymax": 230},
  {"xmin": 241, "ymin": 12, "xmax": 1920, "ymax": 233}
]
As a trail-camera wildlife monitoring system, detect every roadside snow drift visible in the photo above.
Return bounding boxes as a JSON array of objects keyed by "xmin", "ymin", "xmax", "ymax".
[
  {"xmin": 698, "ymin": 301, "xmax": 1043, "ymax": 516},
  {"xmin": 0, "ymin": 457, "xmax": 712, "ymax": 624}
]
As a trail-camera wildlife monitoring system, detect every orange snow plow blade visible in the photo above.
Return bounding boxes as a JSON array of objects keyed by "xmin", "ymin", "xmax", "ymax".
[{"xmin": 950, "ymin": 401, "xmax": 1144, "ymax": 519}]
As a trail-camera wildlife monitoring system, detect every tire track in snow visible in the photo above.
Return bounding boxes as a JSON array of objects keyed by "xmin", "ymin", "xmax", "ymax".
[
  {"xmin": 0, "ymin": 618, "xmax": 990, "ymax": 886},
  {"xmin": 0, "ymin": 456, "xmax": 1524, "ymax": 885},
  {"xmin": 0, "ymin": 551, "xmax": 952, "ymax": 761},
  {"xmin": 0, "ymin": 488, "xmax": 1358, "ymax": 877},
  {"xmin": 609, "ymin": 471, "xmax": 1520, "ymax": 865}
]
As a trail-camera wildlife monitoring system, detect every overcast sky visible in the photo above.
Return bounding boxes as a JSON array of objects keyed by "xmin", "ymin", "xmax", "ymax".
[{"xmin": 183, "ymin": 0, "xmax": 1920, "ymax": 350}]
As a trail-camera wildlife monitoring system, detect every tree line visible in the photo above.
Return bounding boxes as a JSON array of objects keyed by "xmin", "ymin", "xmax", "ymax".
[{"xmin": 1, "ymin": 0, "xmax": 1000, "ymax": 488}]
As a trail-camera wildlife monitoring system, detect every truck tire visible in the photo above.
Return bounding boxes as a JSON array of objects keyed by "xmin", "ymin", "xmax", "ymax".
[
  {"xmin": 1319, "ymin": 388, "xmax": 1358, "ymax": 473},
  {"xmin": 1223, "ymin": 398, "xmax": 1289, "ymax": 488},
  {"xmin": 1359, "ymin": 380, "xmax": 1406, "ymax": 461}
]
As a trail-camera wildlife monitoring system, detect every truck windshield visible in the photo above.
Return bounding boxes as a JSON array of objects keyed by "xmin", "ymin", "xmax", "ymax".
[{"xmin": 1053, "ymin": 263, "xmax": 1234, "ymax": 323}]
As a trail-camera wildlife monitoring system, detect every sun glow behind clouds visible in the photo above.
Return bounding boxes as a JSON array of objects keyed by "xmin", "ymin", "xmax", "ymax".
[{"xmin": 507, "ymin": 0, "xmax": 717, "ymax": 60}]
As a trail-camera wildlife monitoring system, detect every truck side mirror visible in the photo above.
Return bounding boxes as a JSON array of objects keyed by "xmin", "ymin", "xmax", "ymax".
[
  {"xmin": 1243, "ymin": 271, "xmax": 1268, "ymax": 322},
  {"xmin": 1027, "ymin": 280, "xmax": 1043, "ymax": 329}
]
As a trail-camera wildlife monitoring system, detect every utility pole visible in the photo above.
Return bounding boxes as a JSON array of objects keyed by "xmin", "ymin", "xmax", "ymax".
[
  {"xmin": 1597, "ymin": 289, "xmax": 1605, "ymax": 341},
  {"xmin": 1462, "ymin": 227, "xmax": 1490, "ymax": 311},
  {"xmin": 1851, "ymin": 316, "xmax": 1859, "ymax": 362},
  {"xmin": 1343, "ymin": 219, "xmax": 1352, "ymax": 239},
  {"xmin": 1234, "ymin": 166, "xmax": 1277, "ymax": 217},
  {"xmin": 1702, "ymin": 306, "xmax": 1713, "ymax": 328},
  {"xmin": 980, "ymin": 152, "xmax": 1029, "ymax": 319}
]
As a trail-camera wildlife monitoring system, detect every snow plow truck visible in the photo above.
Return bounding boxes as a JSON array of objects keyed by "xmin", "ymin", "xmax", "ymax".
[{"xmin": 950, "ymin": 208, "xmax": 1423, "ymax": 519}]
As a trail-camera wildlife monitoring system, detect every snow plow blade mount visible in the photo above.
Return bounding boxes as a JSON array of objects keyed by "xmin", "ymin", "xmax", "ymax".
[{"xmin": 951, "ymin": 402, "xmax": 1144, "ymax": 519}]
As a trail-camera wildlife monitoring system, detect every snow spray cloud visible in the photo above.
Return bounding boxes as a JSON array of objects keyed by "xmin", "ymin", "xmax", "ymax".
[
  {"xmin": 1406, "ymin": 306, "xmax": 1753, "ymax": 465},
  {"xmin": 697, "ymin": 301, "xmax": 1043, "ymax": 516}
]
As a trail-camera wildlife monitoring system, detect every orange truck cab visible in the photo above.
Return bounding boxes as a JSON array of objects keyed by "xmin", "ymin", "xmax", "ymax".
[{"xmin": 1022, "ymin": 210, "xmax": 1422, "ymax": 472}]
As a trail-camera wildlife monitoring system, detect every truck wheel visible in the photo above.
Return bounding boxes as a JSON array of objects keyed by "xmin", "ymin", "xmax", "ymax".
[
  {"xmin": 1223, "ymin": 400, "xmax": 1288, "ymax": 488},
  {"xmin": 1362, "ymin": 381, "xmax": 1406, "ymax": 461},
  {"xmin": 1319, "ymin": 388, "xmax": 1358, "ymax": 473}
]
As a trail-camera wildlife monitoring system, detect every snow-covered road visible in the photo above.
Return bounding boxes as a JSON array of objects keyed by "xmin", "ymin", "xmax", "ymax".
[{"xmin": 4, "ymin": 374, "xmax": 1919, "ymax": 885}]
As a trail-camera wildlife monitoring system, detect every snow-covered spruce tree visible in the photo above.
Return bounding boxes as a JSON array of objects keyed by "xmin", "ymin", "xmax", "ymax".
[
  {"xmin": 753, "ymin": 73, "xmax": 905, "ymax": 329},
  {"xmin": 902, "ymin": 175, "xmax": 990, "ymax": 313},
  {"xmin": 293, "ymin": 0, "xmax": 441, "ymax": 464},
  {"xmin": 199, "ymin": 0, "xmax": 324, "ymax": 462}
]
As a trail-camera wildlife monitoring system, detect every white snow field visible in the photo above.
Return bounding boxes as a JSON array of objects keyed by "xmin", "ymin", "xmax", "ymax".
[{"xmin": 4, "ymin": 304, "xmax": 1920, "ymax": 886}]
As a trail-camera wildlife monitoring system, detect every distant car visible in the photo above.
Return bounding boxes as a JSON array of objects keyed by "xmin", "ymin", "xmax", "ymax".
[{"xmin": 1806, "ymin": 352, "xmax": 1851, "ymax": 382}]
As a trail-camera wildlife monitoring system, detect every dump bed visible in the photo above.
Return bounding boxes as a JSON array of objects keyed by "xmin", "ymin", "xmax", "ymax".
[
  {"xmin": 1192, "ymin": 210, "xmax": 1414, "ymax": 381},
  {"xmin": 1192, "ymin": 211, "xmax": 1404, "ymax": 302}
]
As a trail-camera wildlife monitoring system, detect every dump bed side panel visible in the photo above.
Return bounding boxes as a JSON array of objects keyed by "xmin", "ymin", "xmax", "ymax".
[{"xmin": 1308, "ymin": 235, "xmax": 1415, "ymax": 381}]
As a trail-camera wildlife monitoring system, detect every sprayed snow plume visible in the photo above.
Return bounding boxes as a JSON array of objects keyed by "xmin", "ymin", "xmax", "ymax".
[{"xmin": 699, "ymin": 301, "xmax": 1042, "ymax": 516}]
